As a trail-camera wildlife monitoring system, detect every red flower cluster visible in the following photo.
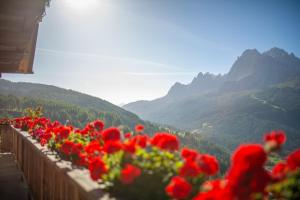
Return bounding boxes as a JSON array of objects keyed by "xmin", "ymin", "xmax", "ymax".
[
  {"xmin": 272, "ymin": 149, "xmax": 300, "ymax": 181},
  {"xmin": 121, "ymin": 164, "xmax": 141, "ymax": 184},
  {"xmin": 135, "ymin": 124, "xmax": 144, "ymax": 132},
  {"xmin": 89, "ymin": 157, "xmax": 108, "ymax": 181},
  {"xmin": 165, "ymin": 176, "xmax": 192, "ymax": 199},
  {"xmin": 264, "ymin": 130, "xmax": 286, "ymax": 150},
  {"xmin": 193, "ymin": 180, "xmax": 228, "ymax": 200},
  {"xmin": 101, "ymin": 127, "xmax": 121, "ymax": 142},
  {"xmin": 123, "ymin": 135, "xmax": 149, "ymax": 153},
  {"xmin": 61, "ymin": 140, "xmax": 83, "ymax": 156},
  {"xmin": 8, "ymin": 116, "xmax": 300, "ymax": 200},
  {"xmin": 287, "ymin": 149, "xmax": 300, "ymax": 170},
  {"xmin": 226, "ymin": 144, "xmax": 271, "ymax": 199},
  {"xmin": 180, "ymin": 148, "xmax": 219, "ymax": 177},
  {"xmin": 151, "ymin": 132, "xmax": 179, "ymax": 151},
  {"xmin": 93, "ymin": 120, "xmax": 105, "ymax": 132}
]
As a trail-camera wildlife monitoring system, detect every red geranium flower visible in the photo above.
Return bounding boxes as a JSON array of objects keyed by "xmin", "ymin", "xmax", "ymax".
[
  {"xmin": 79, "ymin": 153, "xmax": 88, "ymax": 167},
  {"xmin": 226, "ymin": 144, "xmax": 271, "ymax": 199},
  {"xmin": 181, "ymin": 148, "xmax": 199, "ymax": 160},
  {"xmin": 57, "ymin": 126, "xmax": 72, "ymax": 139},
  {"xmin": 93, "ymin": 120, "xmax": 105, "ymax": 132},
  {"xmin": 124, "ymin": 132, "xmax": 132, "ymax": 139},
  {"xmin": 88, "ymin": 157, "xmax": 108, "ymax": 181},
  {"xmin": 165, "ymin": 176, "xmax": 192, "ymax": 199},
  {"xmin": 40, "ymin": 138, "xmax": 47, "ymax": 146},
  {"xmin": 120, "ymin": 164, "xmax": 141, "ymax": 184},
  {"xmin": 151, "ymin": 133, "xmax": 179, "ymax": 151},
  {"xmin": 85, "ymin": 141, "xmax": 102, "ymax": 155},
  {"xmin": 197, "ymin": 154, "xmax": 219, "ymax": 176},
  {"xmin": 287, "ymin": 148, "xmax": 300, "ymax": 171},
  {"xmin": 61, "ymin": 140, "xmax": 74, "ymax": 155},
  {"xmin": 193, "ymin": 180, "xmax": 230, "ymax": 200},
  {"xmin": 72, "ymin": 143, "xmax": 83, "ymax": 155},
  {"xmin": 180, "ymin": 159, "xmax": 201, "ymax": 177},
  {"xmin": 123, "ymin": 140, "xmax": 137, "ymax": 154},
  {"xmin": 231, "ymin": 144, "xmax": 267, "ymax": 169},
  {"xmin": 101, "ymin": 127, "xmax": 121, "ymax": 142},
  {"xmin": 135, "ymin": 124, "xmax": 144, "ymax": 132},
  {"xmin": 272, "ymin": 162, "xmax": 287, "ymax": 180},
  {"xmin": 132, "ymin": 135, "xmax": 148, "ymax": 148},
  {"xmin": 264, "ymin": 130, "xmax": 286, "ymax": 150},
  {"xmin": 103, "ymin": 141, "xmax": 122, "ymax": 154}
]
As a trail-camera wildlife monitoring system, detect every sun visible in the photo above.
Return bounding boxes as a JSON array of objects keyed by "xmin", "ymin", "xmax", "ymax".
[{"xmin": 64, "ymin": 0, "xmax": 99, "ymax": 13}]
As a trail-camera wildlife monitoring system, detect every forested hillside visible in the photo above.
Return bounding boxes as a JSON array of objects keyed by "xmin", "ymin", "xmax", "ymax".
[{"xmin": 0, "ymin": 79, "xmax": 143, "ymax": 129}]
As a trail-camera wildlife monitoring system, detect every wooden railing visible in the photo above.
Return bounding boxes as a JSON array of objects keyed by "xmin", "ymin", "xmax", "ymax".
[{"xmin": 0, "ymin": 125, "xmax": 114, "ymax": 200}]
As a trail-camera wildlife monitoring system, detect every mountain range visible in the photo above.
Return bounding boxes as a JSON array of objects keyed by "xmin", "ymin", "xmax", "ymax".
[{"xmin": 124, "ymin": 47, "xmax": 300, "ymax": 154}]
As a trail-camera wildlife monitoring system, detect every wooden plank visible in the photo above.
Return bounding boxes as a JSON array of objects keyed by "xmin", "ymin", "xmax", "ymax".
[
  {"xmin": 0, "ymin": 14, "xmax": 24, "ymax": 32},
  {"xmin": 0, "ymin": 0, "xmax": 45, "ymax": 17}
]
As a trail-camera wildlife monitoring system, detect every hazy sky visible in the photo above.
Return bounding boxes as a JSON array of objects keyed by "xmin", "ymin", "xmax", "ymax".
[{"xmin": 3, "ymin": 0, "xmax": 300, "ymax": 105}]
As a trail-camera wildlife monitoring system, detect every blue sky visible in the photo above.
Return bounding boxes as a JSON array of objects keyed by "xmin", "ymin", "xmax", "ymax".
[{"xmin": 3, "ymin": 0, "xmax": 300, "ymax": 104}]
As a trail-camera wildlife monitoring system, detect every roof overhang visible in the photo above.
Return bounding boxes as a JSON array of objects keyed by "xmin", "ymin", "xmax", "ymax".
[{"xmin": 0, "ymin": 0, "xmax": 45, "ymax": 76}]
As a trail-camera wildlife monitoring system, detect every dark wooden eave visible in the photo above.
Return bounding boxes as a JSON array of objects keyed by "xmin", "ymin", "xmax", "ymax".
[{"xmin": 0, "ymin": 0, "xmax": 45, "ymax": 76}]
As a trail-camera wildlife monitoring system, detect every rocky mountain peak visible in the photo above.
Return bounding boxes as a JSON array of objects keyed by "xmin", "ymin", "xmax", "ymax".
[
  {"xmin": 263, "ymin": 47, "xmax": 289, "ymax": 58},
  {"xmin": 240, "ymin": 48, "xmax": 261, "ymax": 58}
]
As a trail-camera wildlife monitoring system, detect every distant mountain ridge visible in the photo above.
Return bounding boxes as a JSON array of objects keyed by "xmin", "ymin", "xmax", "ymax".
[{"xmin": 124, "ymin": 47, "xmax": 300, "ymax": 153}]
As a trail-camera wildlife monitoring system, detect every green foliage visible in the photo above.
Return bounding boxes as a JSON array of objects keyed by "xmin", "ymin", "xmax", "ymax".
[
  {"xmin": 105, "ymin": 147, "xmax": 183, "ymax": 200},
  {"xmin": 268, "ymin": 170, "xmax": 300, "ymax": 200},
  {"xmin": 23, "ymin": 107, "xmax": 43, "ymax": 119}
]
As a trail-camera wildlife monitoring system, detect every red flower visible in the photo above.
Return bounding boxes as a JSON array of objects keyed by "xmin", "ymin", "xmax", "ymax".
[
  {"xmin": 88, "ymin": 157, "xmax": 108, "ymax": 181},
  {"xmin": 231, "ymin": 144, "xmax": 267, "ymax": 169},
  {"xmin": 264, "ymin": 130, "xmax": 286, "ymax": 150},
  {"xmin": 197, "ymin": 154, "xmax": 219, "ymax": 176},
  {"xmin": 61, "ymin": 140, "xmax": 74, "ymax": 155},
  {"xmin": 85, "ymin": 141, "xmax": 102, "ymax": 155},
  {"xmin": 103, "ymin": 141, "xmax": 122, "ymax": 154},
  {"xmin": 40, "ymin": 138, "xmax": 47, "ymax": 146},
  {"xmin": 272, "ymin": 162, "xmax": 287, "ymax": 180},
  {"xmin": 72, "ymin": 143, "xmax": 83, "ymax": 155},
  {"xmin": 41, "ymin": 129, "xmax": 52, "ymax": 141},
  {"xmin": 120, "ymin": 164, "xmax": 141, "ymax": 184},
  {"xmin": 93, "ymin": 120, "xmax": 105, "ymax": 132},
  {"xmin": 287, "ymin": 148, "xmax": 300, "ymax": 171},
  {"xmin": 181, "ymin": 148, "xmax": 199, "ymax": 160},
  {"xmin": 132, "ymin": 135, "xmax": 148, "ymax": 148},
  {"xmin": 180, "ymin": 159, "xmax": 201, "ymax": 177},
  {"xmin": 135, "ymin": 124, "xmax": 144, "ymax": 132},
  {"xmin": 123, "ymin": 140, "xmax": 137, "ymax": 154},
  {"xmin": 80, "ymin": 127, "xmax": 89, "ymax": 135},
  {"xmin": 57, "ymin": 126, "xmax": 72, "ymax": 139},
  {"xmin": 79, "ymin": 153, "xmax": 88, "ymax": 167},
  {"xmin": 101, "ymin": 127, "xmax": 121, "ymax": 142},
  {"xmin": 193, "ymin": 180, "xmax": 230, "ymax": 200},
  {"xmin": 165, "ymin": 176, "xmax": 192, "ymax": 199},
  {"xmin": 124, "ymin": 132, "xmax": 132, "ymax": 139},
  {"xmin": 228, "ymin": 168, "xmax": 271, "ymax": 199},
  {"xmin": 151, "ymin": 133, "xmax": 179, "ymax": 151},
  {"xmin": 226, "ymin": 144, "xmax": 271, "ymax": 199},
  {"xmin": 116, "ymin": 135, "xmax": 148, "ymax": 154}
]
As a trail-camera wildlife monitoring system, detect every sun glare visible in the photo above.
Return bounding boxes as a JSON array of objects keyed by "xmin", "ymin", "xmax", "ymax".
[{"xmin": 64, "ymin": 0, "xmax": 99, "ymax": 13}]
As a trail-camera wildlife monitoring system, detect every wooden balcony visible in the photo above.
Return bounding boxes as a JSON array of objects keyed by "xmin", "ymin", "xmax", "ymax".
[{"xmin": 0, "ymin": 125, "xmax": 114, "ymax": 200}]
